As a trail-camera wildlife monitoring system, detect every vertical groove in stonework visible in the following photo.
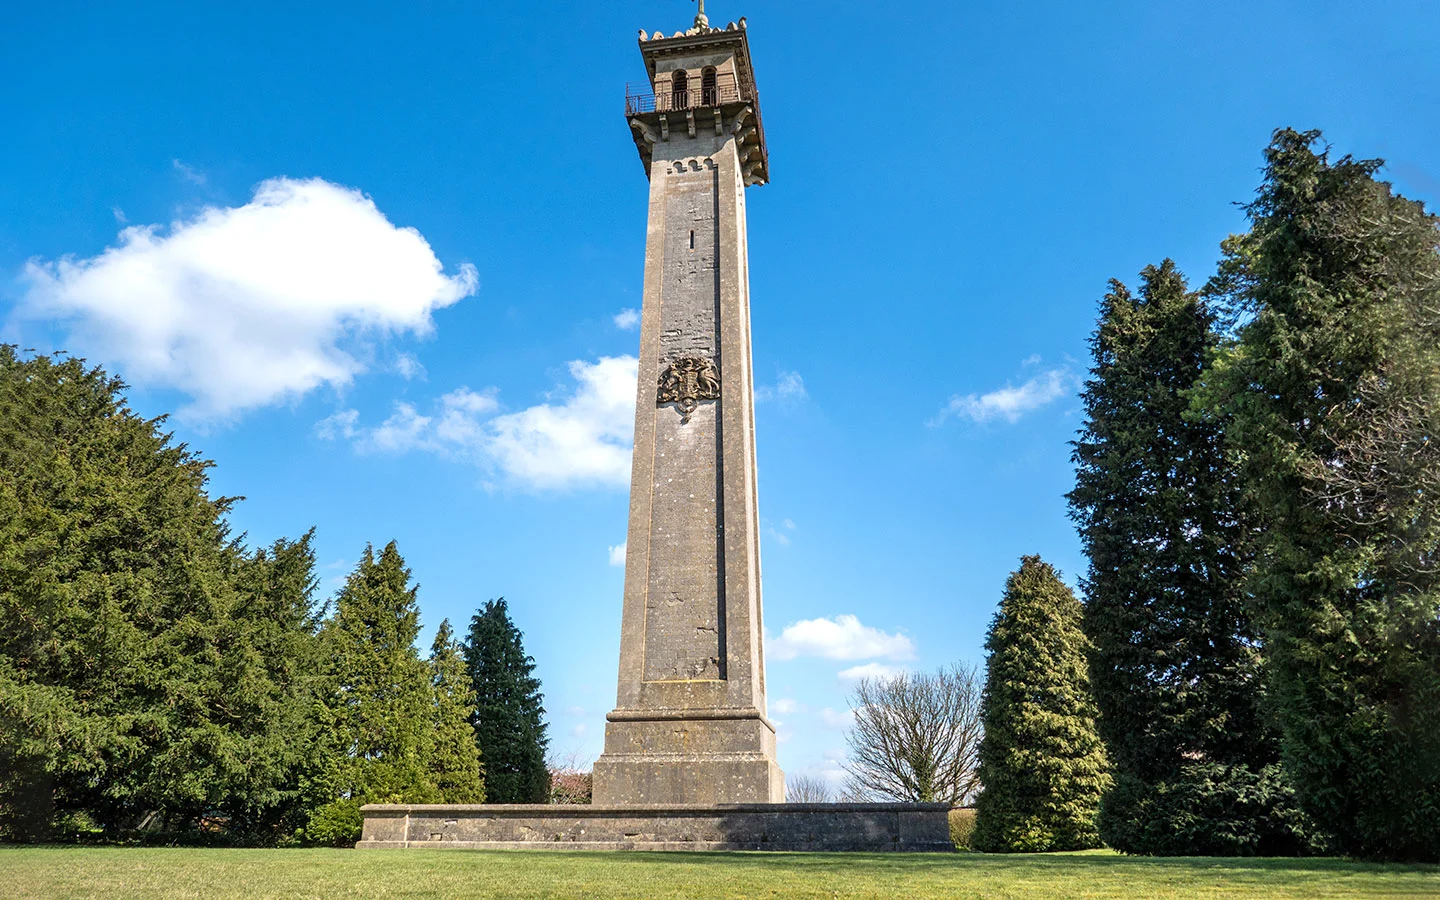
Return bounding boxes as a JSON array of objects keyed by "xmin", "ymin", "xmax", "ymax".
[
  {"xmin": 709, "ymin": 163, "xmax": 728, "ymax": 681},
  {"xmin": 643, "ymin": 158, "xmax": 724, "ymax": 683}
]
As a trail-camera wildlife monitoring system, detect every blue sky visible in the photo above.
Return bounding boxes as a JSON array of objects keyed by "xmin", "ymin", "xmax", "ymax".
[{"xmin": 4, "ymin": 1, "xmax": 1439, "ymax": 787}]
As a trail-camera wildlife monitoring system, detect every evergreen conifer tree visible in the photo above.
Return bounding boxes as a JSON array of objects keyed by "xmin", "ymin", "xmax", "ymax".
[
  {"xmin": 220, "ymin": 531, "xmax": 331, "ymax": 840},
  {"xmin": 1068, "ymin": 262, "xmax": 1314, "ymax": 855},
  {"xmin": 0, "ymin": 348, "xmax": 324, "ymax": 841},
  {"xmin": 1202, "ymin": 129, "xmax": 1440, "ymax": 862},
  {"xmin": 321, "ymin": 542, "xmax": 439, "ymax": 806},
  {"xmin": 428, "ymin": 619, "xmax": 486, "ymax": 803},
  {"xmin": 463, "ymin": 598, "xmax": 550, "ymax": 803},
  {"xmin": 973, "ymin": 556, "xmax": 1109, "ymax": 853}
]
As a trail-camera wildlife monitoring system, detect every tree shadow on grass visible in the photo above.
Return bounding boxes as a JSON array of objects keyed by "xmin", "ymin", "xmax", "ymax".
[{"xmin": 569, "ymin": 850, "xmax": 1440, "ymax": 881}]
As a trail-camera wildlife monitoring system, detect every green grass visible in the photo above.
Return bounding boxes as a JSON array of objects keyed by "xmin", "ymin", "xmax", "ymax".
[{"xmin": 2, "ymin": 847, "xmax": 1436, "ymax": 899}]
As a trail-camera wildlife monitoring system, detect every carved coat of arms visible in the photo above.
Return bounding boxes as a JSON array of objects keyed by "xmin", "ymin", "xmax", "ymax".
[{"xmin": 657, "ymin": 356, "xmax": 720, "ymax": 420}]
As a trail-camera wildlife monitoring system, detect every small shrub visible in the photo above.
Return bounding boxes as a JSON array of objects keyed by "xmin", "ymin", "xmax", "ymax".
[
  {"xmin": 949, "ymin": 808, "xmax": 977, "ymax": 850},
  {"xmin": 52, "ymin": 810, "xmax": 103, "ymax": 843},
  {"xmin": 295, "ymin": 799, "xmax": 363, "ymax": 848}
]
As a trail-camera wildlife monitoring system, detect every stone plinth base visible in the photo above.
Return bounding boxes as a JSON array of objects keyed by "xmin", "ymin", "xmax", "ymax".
[
  {"xmin": 357, "ymin": 803, "xmax": 954, "ymax": 852},
  {"xmin": 592, "ymin": 709, "xmax": 785, "ymax": 805},
  {"xmin": 591, "ymin": 752, "xmax": 784, "ymax": 807}
]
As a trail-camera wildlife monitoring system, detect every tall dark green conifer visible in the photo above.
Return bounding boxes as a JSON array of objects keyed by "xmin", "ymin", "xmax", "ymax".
[
  {"xmin": 463, "ymin": 598, "xmax": 550, "ymax": 804},
  {"xmin": 1068, "ymin": 262, "xmax": 1313, "ymax": 855},
  {"xmin": 973, "ymin": 556, "xmax": 1109, "ymax": 853},
  {"xmin": 1202, "ymin": 129, "xmax": 1440, "ymax": 862},
  {"xmin": 428, "ymin": 620, "xmax": 486, "ymax": 803},
  {"xmin": 321, "ymin": 542, "xmax": 439, "ymax": 806}
]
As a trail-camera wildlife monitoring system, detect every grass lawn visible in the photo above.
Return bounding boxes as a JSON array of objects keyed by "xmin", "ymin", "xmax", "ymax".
[{"xmin": 2, "ymin": 847, "xmax": 1437, "ymax": 900}]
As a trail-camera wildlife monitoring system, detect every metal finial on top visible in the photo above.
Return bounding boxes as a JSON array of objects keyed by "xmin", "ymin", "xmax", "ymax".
[{"xmin": 693, "ymin": 0, "xmax": 709, "ymax": 28}]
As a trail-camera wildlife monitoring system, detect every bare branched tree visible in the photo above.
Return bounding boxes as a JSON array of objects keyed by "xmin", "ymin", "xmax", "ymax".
[
  {"xmin": 841, "ymin": 664, "xmax": 983, "ymax": 804},
  {"xmin": 546, "ymin": 749, "xmax": 594, "ymax": 805},
  {"xmin": 785, "ymin": 773, "xmax": 835, "ymax": 803}
]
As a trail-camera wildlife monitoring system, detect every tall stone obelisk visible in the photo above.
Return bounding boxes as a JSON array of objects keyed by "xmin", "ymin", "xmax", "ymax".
[{"xmin": 591, "ymin": 11, "xmax": 784, "ymax": 806}]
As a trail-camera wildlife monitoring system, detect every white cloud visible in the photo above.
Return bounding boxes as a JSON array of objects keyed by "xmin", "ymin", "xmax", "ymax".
[
  {"xmin": 367, "ymin": 401, "xmax": 434, "ymax": 453},
  {"xmin": 613, "ymin": 307, "xmax": 640, "ymax": 330},
  {"xmin": 820, "ymin": 707, "xmax": 854, "ymax": 729},
  {"xmin": 21, "ymin": 177, "xmax": 476, "ymax": 420},
  {"xmin": 931, "ymin": 367, "xmax": 1073, "ymax": 426},
  {"xmin": 755, "ymin": 370, "xmax": 807, "ymax": 403},
  {"xmin": 608, "ymin": 542, "xmax": 627, "ymax": 567},
  {"xmin": 768, "ymin": 614, "xmax": 916, "ymax": 662},
  {"xmin": 770, "ymin": 698, "xmax": 801, "ymax": 715},
  {"xmin": 783, "ymin": 519, "xmax": 797, "ymax": 531},
  {"xmin": 432, "ymin": 387, "xmax": 500, "ymax": 446},
  {"xmin": 484, "ymin": 356, "xmax": 637, "ymax": 489},
  {"xmin": 315, "ymin": 408, "xmax": 359, "ymax": 441},
  {"xmin": 395, "ymin": 353, "xmax": 426, "ymax": 381},
  {"xmin": 837, "ymin": 662, "xmax": 906, "ymax": 682},
  {"xmin": 319, "ymin": 356, "xmax": 637, "ymax": 491}
]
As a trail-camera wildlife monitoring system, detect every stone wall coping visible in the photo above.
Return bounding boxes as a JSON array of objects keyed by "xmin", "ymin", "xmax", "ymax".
[
  {"xmin": 604, "ymin": 706, "xmax": 778, "ymax": 731},
  {"xmin": 360, "ymin": 803, "xmax": 955, "ymax": 815}
]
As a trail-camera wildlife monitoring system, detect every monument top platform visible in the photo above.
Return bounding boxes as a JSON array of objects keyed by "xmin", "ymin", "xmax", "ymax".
[{"xmin": 624, "ymin": 15, "xmax": 768, "ymax": 186}]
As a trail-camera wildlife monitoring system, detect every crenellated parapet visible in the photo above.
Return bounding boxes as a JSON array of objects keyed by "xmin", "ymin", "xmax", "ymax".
[
  {"xmin": 637, "ymin": 16, "xmax": 748, "ymax": 42},
  {"xmin": 624, "ymin": 17, "xmax": 769, "ymax": 187}
]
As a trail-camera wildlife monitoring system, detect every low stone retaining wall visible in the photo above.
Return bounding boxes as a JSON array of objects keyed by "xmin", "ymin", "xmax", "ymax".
[{"xmin": 357, "ymin": 803, "xmax": 955, "ymax": 852}]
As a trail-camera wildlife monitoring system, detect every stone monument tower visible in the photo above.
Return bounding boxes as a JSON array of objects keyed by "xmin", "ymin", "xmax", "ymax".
[
  {"xmin": 358, "ymin": 10, "xmax": 953, "ymax": 850},
  {"xmin": 590, "ymin": 10, "xmax": 783, "ymax": 806}
]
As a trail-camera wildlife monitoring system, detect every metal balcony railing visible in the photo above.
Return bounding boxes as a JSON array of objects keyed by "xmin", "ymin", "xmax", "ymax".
[{"xmin": 625, "ymin": 74, "xmax": 754, "ymax": 115}]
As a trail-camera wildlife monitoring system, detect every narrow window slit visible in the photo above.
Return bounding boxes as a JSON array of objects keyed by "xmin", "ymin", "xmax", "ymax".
[{"xmin": 690, "ymin": 230, "xmax": 696, "ymax": 250}]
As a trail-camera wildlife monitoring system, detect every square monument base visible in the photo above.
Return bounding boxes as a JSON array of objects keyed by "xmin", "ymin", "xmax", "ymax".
[
  {"xmin": 591, "ymin": 755, "xmax": 784, "ymax": 806},
  {"xmin": 591, "ymin": 709, "xmax": 785, "ymax": 805},
  {"xmin": 357, "ymin": 803, "xmax": 955, "ymax": 852}
]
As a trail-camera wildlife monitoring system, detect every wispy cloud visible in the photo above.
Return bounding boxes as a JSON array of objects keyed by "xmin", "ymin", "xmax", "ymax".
[
  {"xmin": 172, "ymin": 158, "xmax": 207, "ymax": 185},
  {"xmin": 765, "ymin": 517, "xmax": 797, "ymax": 547},
  {"xmin": 21, "ymin": 177, "xmax": 476, "ymax": 421},
  {"xmin": 608, "ymin": 542, "xmax": 627, "ymax": 567},
  {"xmin": 837, "ymin": 662, "xmax": 906, "ymax": 681},
  {"xmin": 315, "ymin": 409, "xmax": 360, "ymax": 441},
  {"xmin": 755, "ymin": 370, "xmax": 807, "ymax": 404},
  {"xmin": 930, "ymin": 366, "xmax": 1074, "ymax": 426},
  {"xmin": 318, "ymin": 356, "xmax": 638, "ymax": 491},
  {"xmin": 768, "ymin": 614, "xmax": 915, "ymax": 662},
  {"xmin": 395, "ymin": 353, "xmax": 426, "ymax": 381},
  {"xmin": 613, "ymin": 308, "xmax": 640, "ymax": 330}
]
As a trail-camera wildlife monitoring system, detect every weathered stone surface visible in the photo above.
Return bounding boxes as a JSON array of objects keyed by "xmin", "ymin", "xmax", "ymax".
[
  {"xmin": 592, "ymin": 23, "xmax": 782, "ymax": 806},
  {"xmin": 357, "ymin": 803, "xmax": 955, "ymax": 852},
  {"xmin": 592, "ymin": 711, "xmax": 781, "ymax": 805}
]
